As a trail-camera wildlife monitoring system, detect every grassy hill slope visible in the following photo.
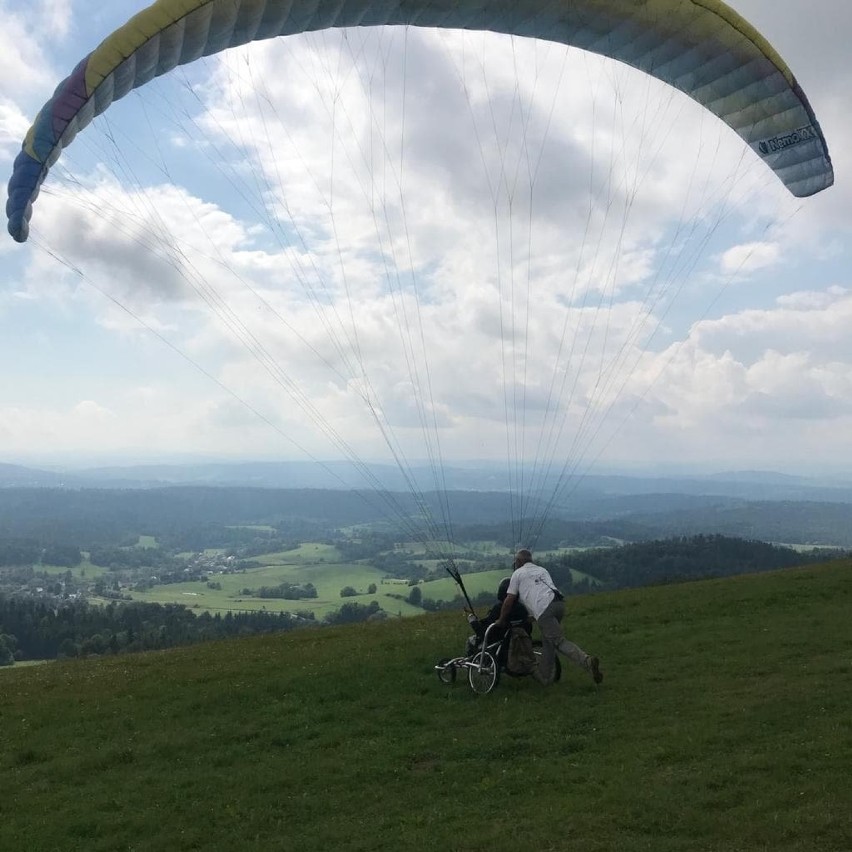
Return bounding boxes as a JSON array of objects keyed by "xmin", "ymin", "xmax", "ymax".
[{"xmin": 2, "ymin": 560, "xmax": 851, "ymax": 851}]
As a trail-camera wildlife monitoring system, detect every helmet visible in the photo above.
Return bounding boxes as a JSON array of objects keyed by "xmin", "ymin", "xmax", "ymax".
[{"xmin": 497, "ymin": 577, "xmax": 512, "ymax": 601}]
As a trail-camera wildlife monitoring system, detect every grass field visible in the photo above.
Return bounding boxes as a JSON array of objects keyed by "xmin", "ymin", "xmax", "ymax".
[
  {"xmin": 128, "ymin": 545, "xmax": 425, "ymax": 618},
  {"xmin": 123, "ymin": 542, "xmax": 602, "ymax": 619},
  {"xmin": 251, "ymin": 542, "xmax": 343, "ymax": 564},
  {"xmin": 420, "ymin": 566, "xmax": 599, "ymax": 604},
  {"xmin": 127, "ymin": 542, "xmax": 512, "ymax": 618},
  {"xmin": 126, "ymin": 555, "xmax": 527, "ymax": 618},
  {"xmin": 39, "ymin": 558, "xmax": 108, "ymax": 579},
  {"xmin": 129, "ymin": 572, "xmax": 424, "ymax": 618},
  {"xmin": 420, "ymin": 568, "xmax": 508, "ymax": 603},
  {"xmin": 2, "ymin": 559, "xmax": 851, "ymax": 850}
]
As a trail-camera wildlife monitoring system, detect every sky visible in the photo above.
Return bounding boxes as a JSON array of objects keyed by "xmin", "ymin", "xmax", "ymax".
[{"xmin": 2, "ymin": 0, "xmax": 852, "ymax": 486}]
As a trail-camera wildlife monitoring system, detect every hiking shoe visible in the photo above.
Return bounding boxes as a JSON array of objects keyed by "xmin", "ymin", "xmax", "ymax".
[{"xmin": 589, "ymin": 656, "xmax": 603, "ymax": 684}]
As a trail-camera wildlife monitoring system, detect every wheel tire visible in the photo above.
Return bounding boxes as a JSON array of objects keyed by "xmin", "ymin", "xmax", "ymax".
[
  {"xmin": 436, "ymin": 658, "xmax": 457, "ymax": 685},
  {"xmin": 468, "ymin": 650, "xmax": 499, "ymax": 695}
]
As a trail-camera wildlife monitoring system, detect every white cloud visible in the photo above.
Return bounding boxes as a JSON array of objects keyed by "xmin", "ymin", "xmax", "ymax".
[
  {"xmin": 0, "ymin": 98, "xmax": 33, "ymax": 163},
  {"xmin": 719, "ymin": 241, "xmax": 781, "ymax": 275},
  {"xmin": 776, "ymin": 286, "xmax": 847, "ymax": 310},
  {"xmin": 0, "ymin": 0, "xmax": 80, "ymax": 167},
  {"xmin": 630, "ymin": 284, "xmax": 852, "ymax": 466},
  {"xmin": 743, "ymin": 351, "xmax": 852, "ymax": 419},
  {"xmin": 691, "ymin": 288, "xmax": 852, "ymax": 364},
  {"xmin": 3, "ymin": 8, "xmax": 852, "ymax": 474},
  {"xmin": 37, "ymin": 0, "xmax": 72, "ymax": 40},
  {"xmin": 0, "ymin": 2, "xmax": 62, "ymax": 100},
  {"xmin": 0, "ymin": 401, "xmax": 115, "ymax": 452}
]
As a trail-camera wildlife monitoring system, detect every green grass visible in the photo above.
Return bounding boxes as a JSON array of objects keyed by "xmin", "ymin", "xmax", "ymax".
[
  {"xmin": 125, "ymin": 540, "xmax": 603, "ymax": 619},
  {"xmin": 130, "ymin": 548, "xmax": 583, "ymax": 619},
  {"xmin": 129, "ymin": 558, "xmax": 424, "ymax": 617},
  {"xmin": 251, "ymin": 542, "xmax": 342, "ymax": 564},
  {"xmin": 776, "ymin": 542, "xmax": 843, "ymax": 552},
  {"xmin": 0, "ymin": 659, "xmax": 47, "ymax": 669},
  {"xmin": 39, "ymin": 557, "xmax": 108, "ymax": 579},
  {"xmin": 2, "ymin": 559, "xmax": 851, "ymax": 850},
  {"xmin": 420, "ymin": 568, "xmax": 508, "ymax": 602},
  {"xmin": 421, "ymin": 566, "xmax": 599, "ymax": 603}
]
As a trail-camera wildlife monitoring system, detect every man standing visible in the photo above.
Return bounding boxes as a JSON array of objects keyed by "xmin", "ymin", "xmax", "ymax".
[{"xmin": 495, "ymin": 549, "xmax": 602, "ymax": 686}]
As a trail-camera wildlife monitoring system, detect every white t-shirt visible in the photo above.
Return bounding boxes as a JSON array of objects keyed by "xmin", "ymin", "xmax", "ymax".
[{"xmin": 507, "ymin": 562, "xmax": 559, "ymax": 620}]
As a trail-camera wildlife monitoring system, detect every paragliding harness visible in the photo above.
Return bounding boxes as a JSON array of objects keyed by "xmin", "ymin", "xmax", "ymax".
[{"xmin": 434, "ymin": 561, "xmax": 560, "ymax": 694}]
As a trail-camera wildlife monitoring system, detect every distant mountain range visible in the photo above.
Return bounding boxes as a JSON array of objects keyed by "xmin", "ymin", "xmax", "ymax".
[
  {"xmin": 2, "ymin": 460, "xmax": 852, "ymax": 546},
  {"xmin": 3, "ymin": 460, "xmax": 852, "ymax": 504}
]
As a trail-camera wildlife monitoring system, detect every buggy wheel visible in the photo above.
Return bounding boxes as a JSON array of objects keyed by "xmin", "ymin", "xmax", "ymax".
[
  {"xmin": 436, "ymin": 658, "xmax": 457, "ymax": 685},
  {"xmin": 468, "ymin": 651, "xmax": 499, "ymax": 695}
]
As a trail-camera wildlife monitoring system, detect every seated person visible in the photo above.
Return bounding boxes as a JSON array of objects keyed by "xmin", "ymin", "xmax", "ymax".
[{"xmin": 465, "ymin": 577, "xmax": 531, "ymax": 656}]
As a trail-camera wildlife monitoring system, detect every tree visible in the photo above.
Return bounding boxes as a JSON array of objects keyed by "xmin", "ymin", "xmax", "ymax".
[
  {"xmin": 339, "ymin": 586, "xmax": 358, "ymax": 598},
  {"xmin": 407, "ymin": 586, "xmax": 422, "ymax": 606},
  {"xmin": 0, "ymin": 634, "xmax": 15, "ymax": 666},
  {"xmin": 42, "ymin": 545, "xmax": 83, "ymax": 568},
  {"xmin": 367, "ymin": 583, "xmax": 377, "ymax": 595},
  {"xmin": 324, "ymin": 600, "xmax": 381, "ymax": 625}
]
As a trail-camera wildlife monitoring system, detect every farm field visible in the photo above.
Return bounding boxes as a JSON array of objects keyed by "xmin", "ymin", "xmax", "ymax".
[
  {"xmin": 120, "ymin": 539, "xmax": 605, "ymax": 620},
  {"xmin": 40, "ymin": 558, "xmax": 108, "ymax": 580},
  {"xmin": 251, "ymin": 542, "xmax": 344, "ymax": 564},
  {"xmin": 127, "ymin": 566, "xmax": 424, "ymax": 618},
  {"xmin": 420, "ymin": 565, "xmax": 599, "ymax": 605},
  {"xmin": 126, "ymin": 543, "xmax": 424, "ymax": 618}
]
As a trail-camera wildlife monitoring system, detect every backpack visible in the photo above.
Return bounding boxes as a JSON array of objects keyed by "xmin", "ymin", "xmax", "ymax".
[{"xmin": 506, "ymin": 626, "xmax": 537, "ymax": 676}]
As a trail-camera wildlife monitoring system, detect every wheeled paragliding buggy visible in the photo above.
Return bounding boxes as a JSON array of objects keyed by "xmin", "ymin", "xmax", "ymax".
[{"xmin": 434, "ymin": 616, "xmax": 561, "ymax": 695}]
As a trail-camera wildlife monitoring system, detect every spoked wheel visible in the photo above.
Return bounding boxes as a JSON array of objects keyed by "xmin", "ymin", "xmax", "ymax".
[
  {"xmin": 468, "ymin": 650, "xmax": 499, "ymax": 695},
  {"xmin": 436, "ymin": 658, "xmax": 457, "ymax": 685}
]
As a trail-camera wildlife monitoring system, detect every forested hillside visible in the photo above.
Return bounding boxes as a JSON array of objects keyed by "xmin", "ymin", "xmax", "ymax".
[
  {"xmin": 2, "ymin": 487, "xmax": 852, "ymax": 548},
  {"xmin": 620, "ymin": 500, "xmax": 852, "ymax": 546},
  {"xmin": 547, "ymin": 534, "xmax": 831, "ymax": 592}
]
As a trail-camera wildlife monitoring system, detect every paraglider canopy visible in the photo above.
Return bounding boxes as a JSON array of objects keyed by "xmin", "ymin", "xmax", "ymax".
[{"xmin": 6, "ymin": 0, "xmax": 834, "ymax": 243}]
